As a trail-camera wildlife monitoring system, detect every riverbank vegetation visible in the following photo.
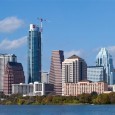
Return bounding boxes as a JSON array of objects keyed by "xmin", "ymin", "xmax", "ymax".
[{"xmin": 0, "ymin": 92, "xmax": 115, "ymax": 105}]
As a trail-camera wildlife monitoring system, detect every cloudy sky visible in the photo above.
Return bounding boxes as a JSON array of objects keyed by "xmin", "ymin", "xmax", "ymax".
[{"xmin": 1, "ymin": 0, "xmax": 115, "ymax": 81}]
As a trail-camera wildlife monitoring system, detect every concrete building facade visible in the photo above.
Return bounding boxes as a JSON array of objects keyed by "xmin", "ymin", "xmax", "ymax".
[
  {"xmin": 4, "ymin": 62, "xmax": 25, "ymax": 95},
  {"xmin": 62, "ymin": 55, "xmax": 87, "ymax": 84},
  {"xmin": 12, "ymin": 82, "xmax": 54, "ymax": 96},
  {"xmin": 0, "ymin": 54, "xmax": 17, "ymax": 92},
  {"xmin": 12, "ymin": 83, "xmax": 33, "ymax": 96},
  {"xmin": 41, "ymin": 72, "xmax": 49, "ymax": 83},
  {"xmin": 49, "ymin": 50, "xmax": 64, "ymax": 95},
  {"xmin": 62, "ymin": 80, "xmax": 108, "ymax": 96}
]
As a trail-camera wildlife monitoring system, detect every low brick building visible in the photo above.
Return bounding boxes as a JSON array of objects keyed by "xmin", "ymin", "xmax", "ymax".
[
  {"xmin": 12, "ymin": 82, "xmax": 54, "ymax": 96},
  {"xmin": 62, "ymin": 80, "xmax": 108, "ymax": 96}
]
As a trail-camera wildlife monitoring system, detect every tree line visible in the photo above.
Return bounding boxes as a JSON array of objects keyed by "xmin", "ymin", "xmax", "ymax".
[{"xmin": 0, "ymin": 92, "xmax": 115, "ymax": 105}]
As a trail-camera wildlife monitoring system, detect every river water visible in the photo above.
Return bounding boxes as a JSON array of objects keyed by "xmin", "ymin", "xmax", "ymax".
[{"xmin": 0, "ymin": 105, "xmax": 115, "ymax": 115}]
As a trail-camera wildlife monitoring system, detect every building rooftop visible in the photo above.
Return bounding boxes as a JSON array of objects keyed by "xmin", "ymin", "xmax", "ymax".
[
  {"xmin": 0, "ymin": 54, "xmax": 16, "ymax": 57},
  {"xmin": 87, "ymin": 66, "xmax": 104, "ymax": 68},
  {"xmin": 7, "ymin": 62, "xmax": 23, "ymax": 70},
  {"xmin": 79, "ymin": 80, "xmax": 92, "ymax": 83},
  {"xmin": 68, "ymin": 54, "xmax": 81, "ymax": 59}
]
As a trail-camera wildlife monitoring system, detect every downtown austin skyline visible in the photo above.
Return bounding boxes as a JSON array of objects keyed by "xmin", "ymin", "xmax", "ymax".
[{"xmin": 0, "ymin": 0, "xmax": 115, "ymax": 81}]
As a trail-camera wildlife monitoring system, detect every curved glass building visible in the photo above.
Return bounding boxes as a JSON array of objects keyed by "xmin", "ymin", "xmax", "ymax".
[
  {"xmin": 96, "ymin": 48, "xmax": 115, "ymax": 85},
  {"xmin": 28, "ymin": 24, "xmax": 41, "ymax": 83}
]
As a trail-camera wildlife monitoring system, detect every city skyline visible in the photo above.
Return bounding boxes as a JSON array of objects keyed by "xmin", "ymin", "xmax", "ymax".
[{"xmin": 1, "ymin": 0, "xmax": 115, "ymax": 82}]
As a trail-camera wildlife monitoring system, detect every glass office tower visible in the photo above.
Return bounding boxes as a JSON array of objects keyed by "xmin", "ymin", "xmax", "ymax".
[
  {"xmin": 28, "ymin": 24, "xmax": 41, "ymax": 83},
  {"xmin": 96, "ymin": 48, "xmax": 115, "ymax": 85},
  {"xmin": 87, "ymin": 66, "xmax": 105, "ymax": 82}
]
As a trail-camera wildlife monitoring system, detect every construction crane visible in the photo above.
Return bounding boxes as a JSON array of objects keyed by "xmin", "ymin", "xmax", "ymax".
[{"xmin": 37, "ymin": 18, "xmax": 46, "ymax": 32}]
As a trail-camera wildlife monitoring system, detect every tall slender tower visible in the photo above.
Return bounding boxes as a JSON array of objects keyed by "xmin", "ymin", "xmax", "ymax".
[
  {"xmin": 49, "ymin": 50, "xmax": 64, "ymax": 95},
  {"xmin": 28, "ymin": 24, "xmax": 41, "ymax": 83},
  {"xmin": 96, "ymin": 48, "xmax": 115, "ymax": 85}
]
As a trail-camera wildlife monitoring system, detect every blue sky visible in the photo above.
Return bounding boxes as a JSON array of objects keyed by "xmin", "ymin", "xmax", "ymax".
[{"xmin": 1, "ymin": 0, "xmax": 115, "ymax": 81}]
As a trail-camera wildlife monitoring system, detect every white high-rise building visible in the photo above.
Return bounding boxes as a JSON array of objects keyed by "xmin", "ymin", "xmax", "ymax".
[
  {"xmin": 96, "ymin": 48, "xmax": 115, "ymax": 85},
  {"xmin": 41, "ymin": 72, "xmax": 49, "ymax": 83},
  {"xmin": 0, "ymin": 54, "xmax": 17, "ymax": 92},
  {"xmin": 62, "ymin": 55, "xmax": 87, "ymax": 84},
  {"xmin": 62, "ymin": 55, "xmax": 87, "ymax": 96}
]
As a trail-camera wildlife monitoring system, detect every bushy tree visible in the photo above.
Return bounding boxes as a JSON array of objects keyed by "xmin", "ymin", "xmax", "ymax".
[
  {"xmin": 109, "ymin": 92, "xmax": 115, "ymax": 104},
  {"xmin": 77, "ymin": 93, "xmax": 92, "ymax": 103},
  {"xmin": 93, "ymin": 93, "xmax": 110, "ymax": 104}
]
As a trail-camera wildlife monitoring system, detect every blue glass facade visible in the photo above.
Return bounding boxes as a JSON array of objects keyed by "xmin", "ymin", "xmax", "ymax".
[
  {"xmin": 96, "ymin": 48, "xmax": 115, "ymax": 85},
  {"xmin": 28, "ymin": 24, "xmax": 41, "ymax": 83},
  {"xmin": 87, "ymin": 66, "xmax": 105, "ymax": 82}
]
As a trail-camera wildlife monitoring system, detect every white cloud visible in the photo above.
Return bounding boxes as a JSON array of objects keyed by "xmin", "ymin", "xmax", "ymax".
[
  {"xmin": 0, "ymin": 36, "xmax": 27, "ymax": 50},
  {"xmin": 64, "ymin": 50, "xmax": 84, "ymax": 58},
  {"xmin": 107, "ymin": 46, "xmax": 115, "ymax": 54},
  {"xmin": 0, "ymin": 17, "xmax": 24, "ymax": 33}
]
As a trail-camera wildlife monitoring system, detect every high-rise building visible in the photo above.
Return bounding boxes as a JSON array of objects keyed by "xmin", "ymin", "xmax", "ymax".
[
  {"xmin": 49, "ymin": 50, "xmax": 64, "ymax": 95},
  {"xmin": 28, "ymin": 24, "xmax": 41, "ymax": 83},
  {"xmin": 0, "ymin": 54, "xmax": 17, "ymax": 92},
  {"xmin": 41, "ymin": 72, "xmax": 49, "ymax": 83},
  {"xmin": 87, "ymin": 66, "xmax": 106, "ymax": 82},
  {"xmin": 96, "ymin": 48, "xmax": 115, "ymax": 85},
  {"xmin": 62, "ymin": 55, "xmax": 87, "ymax": 84},
  {"xmin": 4, "ymin": 62, "xmax": 25, "ymax": 95}
]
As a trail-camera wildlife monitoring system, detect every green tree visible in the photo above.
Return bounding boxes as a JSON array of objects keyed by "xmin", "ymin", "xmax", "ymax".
[
  {"xmin": 109, "ymin": 92, "xmax": 115, "ymax": 104},
  {"xmin": 77, "ymin": 93, "xmax": 92, "ymax": 103},
  {"xmin": 17, "ymin": 99, "xmax": 25, "ymax": 105},
  {"xmin": 94, "ymin": 93, "xmax": 110, "ymax": 104},
  {"xmin": 35, "ymin": 96, "xmax": 44, "ymax": 104},
  {"xmin": 52, "ymin": 96, "xmax": 63, "ymax": 104},
  {"xmin": 0, "ymin": 92, "xmax": 5, "ymax": 99},
  {"xmin": 44, "ymin": 96, "xmax": 53, "ymax": 104},
  {"xmin": 91, "ymin": 92, "xmax": 98, "ymax": 103}
]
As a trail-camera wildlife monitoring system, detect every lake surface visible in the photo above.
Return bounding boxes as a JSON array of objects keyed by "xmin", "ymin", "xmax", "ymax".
[{"xmin": 0, "ymin": 105, "xmax": 115, "ymax": 115}]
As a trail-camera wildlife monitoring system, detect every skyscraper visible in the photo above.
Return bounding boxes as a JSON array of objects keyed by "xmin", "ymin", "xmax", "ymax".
[
  {"xmin": 4, "ymin": 62, "xmax": 25, "ymax": 95},
  {"xmin": 62, "ymin": 55, "xmax": 87, "ymax": 84},
  {"xmin": 96, "ymin": 48, "xmax": 115, "ymax": 85},
  {"xmin": 49, "ymin": 50, "xmax": 64, "ymax": 95},
  {"xmin": 62, "ymin": 55, "xmax": 87, "ymax": 96},
  {"xmin": 0, "ymin": 54, "xmax": 17, "ymax": 92},
  {"xmin": 28, "ymin": 24, "xmax": 41, "ymax": 83}
]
